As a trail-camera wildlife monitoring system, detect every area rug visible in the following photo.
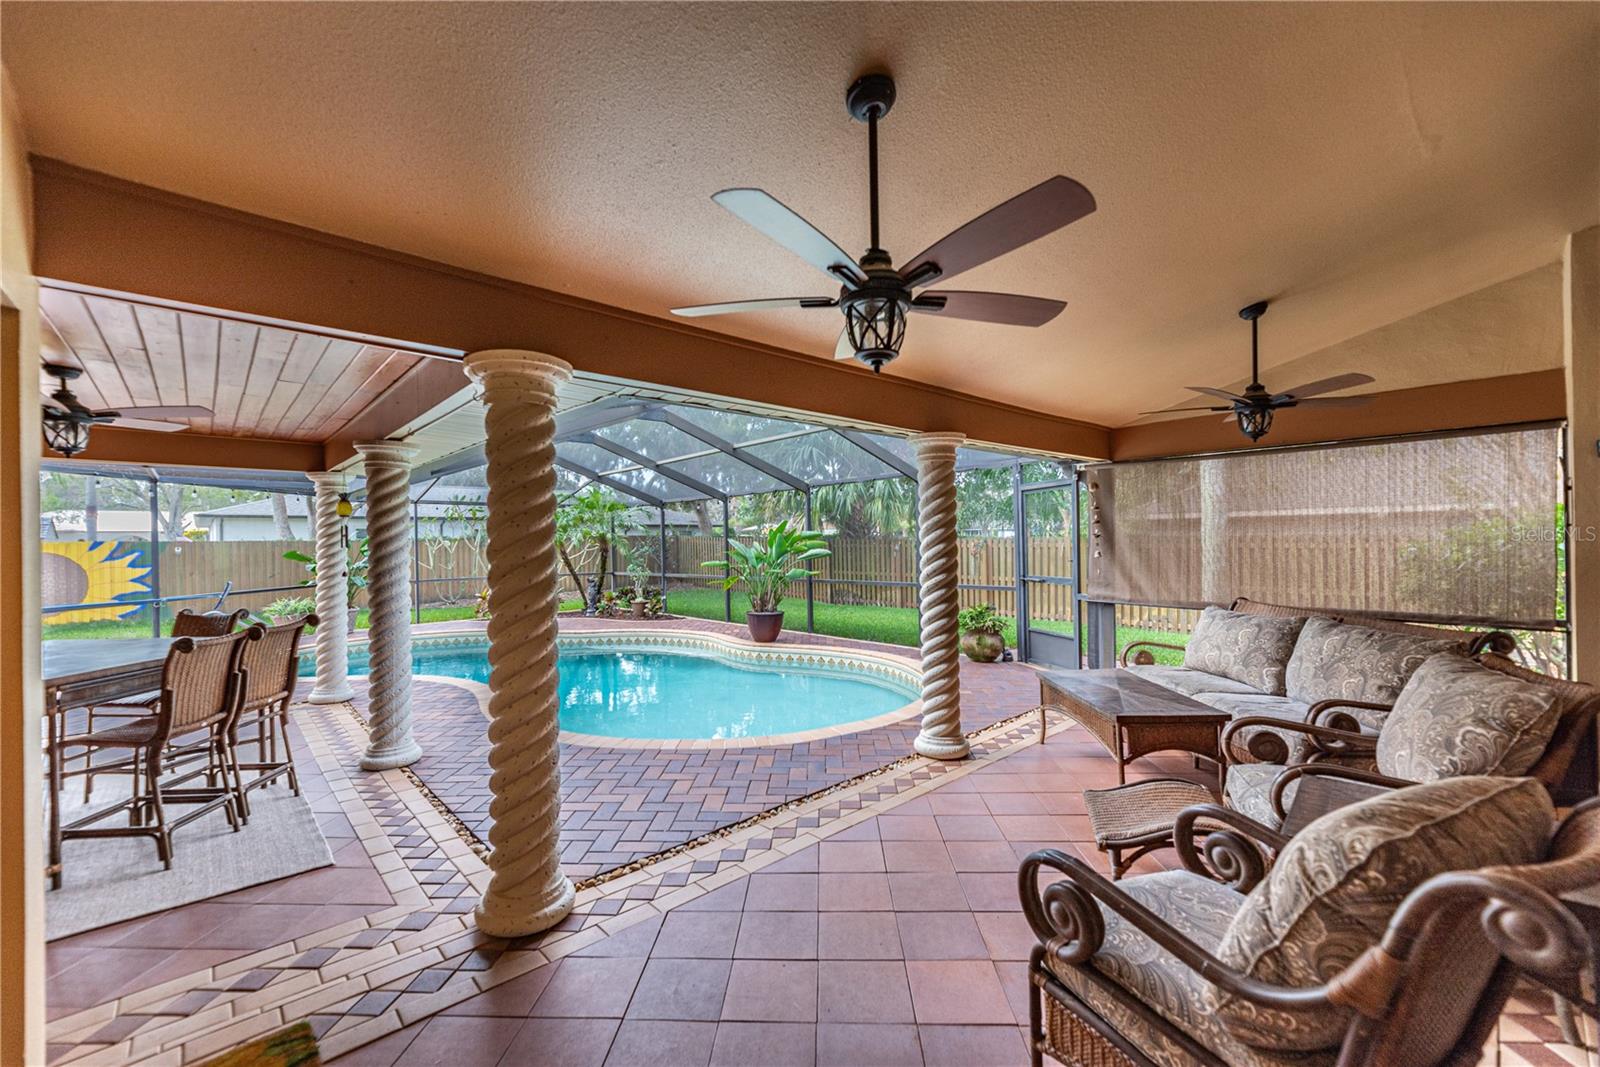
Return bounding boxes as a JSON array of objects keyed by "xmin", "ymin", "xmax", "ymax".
[
  {"xmin": 197, "ymin": 1021, "xmax": 319, "ymax": 1067},
  {"xmin": 46, "ymin": 785, "xmax": 334, "ymax": 940}
]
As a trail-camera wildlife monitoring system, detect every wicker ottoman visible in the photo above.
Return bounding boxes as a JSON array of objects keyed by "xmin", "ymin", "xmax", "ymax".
[{"xmin": 1082, "ymin": 778, "xmax": 1218, "ymax": 879}]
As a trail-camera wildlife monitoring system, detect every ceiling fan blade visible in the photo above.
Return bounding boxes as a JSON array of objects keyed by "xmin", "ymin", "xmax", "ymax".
[
  {"xmin": 1286, "ymin": 395, "xmax": 1371, "ymax": 408},
  {"xmin": 711, "ymin": 189, "xmax": 864, "ymax": 286},
  {"xmin": 1270, "ymin": 373, "xmax": 1374, "ymax": 402},
  {"xmin": 671, "ymin": 297, "xmax": 837, "ymax": 318},
  {"xmin": 107, "ymin": 416, "xmax": 188, "ymax": 433},
  {"xmin": 1186, "ymin": 386, "xmax": 1249, "ymax": 402},
  {"xmin": 833, "ymin": 329, "xmax": 855, "ymax": 361},
  {"xmin": 1135, "ymin": 405, "xmax": 1232, "ymax": 415},
  {"xmin": 103, "ymin": 405, "xmax": 214, "ymax": 419},
  {"xmin": 910, "ymin": 291, "xmax": 1066, "ymax": 327},
  {"xmin": 900, "ymin": 176, "xmax": 1096, "ymax": 288}
]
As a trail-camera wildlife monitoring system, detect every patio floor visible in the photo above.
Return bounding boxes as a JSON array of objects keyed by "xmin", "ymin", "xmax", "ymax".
[{"xmin": 40, "ymin": 622, "xmax": 1587, "ymax": 1066}]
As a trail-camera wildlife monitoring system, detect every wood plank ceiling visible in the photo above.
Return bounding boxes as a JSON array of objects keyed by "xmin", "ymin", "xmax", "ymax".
[{"xmin": 38, "ymin": 287, "xmax": 431, "ymax": 441}]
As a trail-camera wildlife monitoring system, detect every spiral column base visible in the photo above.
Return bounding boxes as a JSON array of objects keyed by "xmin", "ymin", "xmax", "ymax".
[{"xmin": 465, "ymin": 349, "xmax": 576, "ymax": 937}]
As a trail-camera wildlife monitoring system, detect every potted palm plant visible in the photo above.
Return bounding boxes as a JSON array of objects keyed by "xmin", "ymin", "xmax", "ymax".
[
  {"xmin": 703, "ymin": 521, "xmax": 830, "ymax": 642},
  {"xmin": 619, "ymin": 541, "xmax": 653, "ymax": 619},
  {"xmin": 958, "ymin": 604, "xmax": 1007, "ymax": 663},
  {"xmin": 284, "ymin": 537, "xmax": 369, "ymax": 632}
]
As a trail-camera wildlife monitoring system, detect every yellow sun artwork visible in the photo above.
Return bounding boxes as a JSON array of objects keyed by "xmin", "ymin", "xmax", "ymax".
[{"xmin": 42, "ymin": 541, "xmax": 153, "ymax": 624}]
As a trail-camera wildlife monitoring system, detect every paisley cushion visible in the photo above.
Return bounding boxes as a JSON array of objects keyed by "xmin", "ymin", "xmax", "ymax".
[
  {"xmin": 1183, "ymin": 607, "xmax": 1308, "ymax": 697},
  {"xmin": 1125, "ymin": 663, "xmax": 1267, "ymax": 699},
  {"xmin": 1044, "ymin": 870, "xmax": 1335, "ymax": 1067},
  {"xmin": 1284, "ymin": 617, "xmax": 1461, "ymax": 718},
  {"xmin": 1224, "ymin": 762, "xmax": 1297, "ymax": 830},
  {"xmin": 1376, "ymin": 653, "xmax": 1561, "ymax": 782},
  {"xmin": 1209, "ymin": 776, "xmax": 1553, "ymax": 1051},
  {"xmin": 1195, "ymin": 693, "xmax": 1314, "ymax": 763}
]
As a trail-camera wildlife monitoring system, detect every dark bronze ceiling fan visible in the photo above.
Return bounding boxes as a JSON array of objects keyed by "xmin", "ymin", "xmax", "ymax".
[
  {"xmin": 671, "ymin": 73, "xmax": 1097, "ymax": 372},
  {"xmin": 41, "ymin": 364, "xmax": 213, "ymax": 457},
  {"xmin": 1140, "ymin": 301, "xmax": 1374, "ymax": 441}
]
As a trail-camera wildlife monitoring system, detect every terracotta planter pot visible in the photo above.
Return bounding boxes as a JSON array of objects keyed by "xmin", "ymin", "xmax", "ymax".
[
  {"xmin": 347, "ymin": 607, "xmax": 360, "ymax": 633},
  {"xmin": 746, "ymin": 610, "xmax": 784, "ymax": 643},
  {"xmin": 631, "ymin": 599, "xmax": 648, "ymax": 620},
  {"xmin": 960, "ymin": 631, "xmax": 1006, "ymax": 663}
]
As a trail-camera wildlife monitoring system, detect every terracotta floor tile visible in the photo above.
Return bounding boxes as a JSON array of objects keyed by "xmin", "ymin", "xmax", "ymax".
[
  {"xmin": 603, "ymin": 1020, "xmax": 716, "ymax": 1067},
  {"xmin": 760, "ymin": 847, "xmax": 820, "ymax": 875},
  {"xmin": 992, "ymin": 961, "xmax": 1032, "ymax": 1025},
  {"xmin": 574, "ymin": 917, "xmax": 663, "ymax": 959},
  {"xmin": 709, "ymin": 1021, "xmax": 815, "ymax": 1066},
  {"xmin": 905, "ymin": 962, "xmax": 1016, "ymax": 1025},
  {"xmin": 980, "ymin": 793, "xmax": 1048, "ymax": 816},
  {"xmin": 917, "ymin": 1023, "xmax": 1029, "ymax": 1065},
  {"xmin": 974, "ymin": 913, "xmax": 1038, "ymax": 963},
  {"xmin": 816, "ymin": 961, "xmax": 914, "ymax": 1024},
  {"xmin": 627, "ymin": 959, "xmax": 733, "ymax": 1021},
  {"xmin": 932, "ymin": 815, "xmax": 1005, "ymax": 841},
  {"xmin": 830, "ymin": 819, "xmax": 882, "ymax": 841},
  {"xmin": 719, "ymin": 960, "xmax": 818, "ymax": 1022},
  {"xmin": 654, "ymin": 910, "xmax": 741, "ymax": 958},
  {"xmin": 942, "ymin": 841, "xmax": 1021, "ymax": 872},
  {"xmin": 886, "ymin": 872, "xmax": 968, "ymax": 912},
  {"xmin": 881, "ymin": 841, "xmax": 954, "ymax": 873},
  {"xmin": 895, "ymin": 913, "xmax": 991, "ymax": 961},
  {"xmin": 675, "ymin": 881, "xmax": 750, "ymax": 911},
  {"xmin": 815, "ymin": 1023, "xmax": 923, "ymax": 1067},
  {"xmin": 877, "ymin": 815, "xmax": 942, "ymax": 841},
  {"xmin": 926, "ymin": 794, "xmax": 989, "ymax": 816},
  {"xmin": 393, "ymin": 1015, "xmax": 524, "ymax": 1066},
  {"xmin": 531, "ymin": 957, "xmax": 648, "ymax": 1018},
  {"xmin": 818, "ymin": 912, "xmax": 903, "ymax": 961},
  {"xmin": 499, "ymin": 1016, "xmax": 621, "ymax": 1067},
  {"xmin": 734, "ymin": 911, "xmax": 818, "ymax": 960},
  {"xmin": 818, "ymin": 873, "xmax": 892, "ymax": 912},
  {"xmin": 818, "ymin": 840, "xmax": 886, "ymax": 873},
  {"xmin": 443, "ymin": 964, "xmax": 556, "ymax": 1016},
  {"xmin": 956, "ymin": 872, "xmax": 1021, "ymax": 912},
  {"xmin": 745, "ymin": 873, "xmax": 820, "ymax": 911}
]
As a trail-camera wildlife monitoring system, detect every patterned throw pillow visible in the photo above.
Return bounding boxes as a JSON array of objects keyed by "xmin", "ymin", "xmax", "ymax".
[
  {"xmin": 1208, "ymin": 776, "xmax": 1553, "ymax": 1051},
  {"xmin": 1182, "ymin": 606, "xmax": 1307, "ymax": 696},
  {"xmin": 1376, "ymin": 652, "xmax": 1561, "ymax": 781},
  {"xmin": 1284, "ymin": 617, "xmax": 1462, "ymax": 720}
]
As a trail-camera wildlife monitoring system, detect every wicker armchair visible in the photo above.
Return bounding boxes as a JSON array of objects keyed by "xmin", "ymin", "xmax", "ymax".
[
  {"xmin": 1021, "ymin": 780, "xmax": 1600, "ymax": 1067},
  {"xmin": 1221, "ymin": 653, "xmax": 1600, "ymax": 828}
]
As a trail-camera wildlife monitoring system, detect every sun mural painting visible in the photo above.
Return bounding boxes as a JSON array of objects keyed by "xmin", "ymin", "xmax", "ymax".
[{"xmin": 41, "ymin": 542, "xmax": 152, "ymax": 624}]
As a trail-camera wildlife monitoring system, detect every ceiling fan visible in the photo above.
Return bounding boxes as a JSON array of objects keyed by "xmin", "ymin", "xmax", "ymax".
[
  {"xmin": 671, "ymin": 72, "xmax": 1096, "ymax": 372},
  {"xmin": 1140, "ymin": 301, "xmax": 1374, "ymax": 442},
  {"xmin": 41, "ymin": 364, "xmax": 213, "ymax": 457}
]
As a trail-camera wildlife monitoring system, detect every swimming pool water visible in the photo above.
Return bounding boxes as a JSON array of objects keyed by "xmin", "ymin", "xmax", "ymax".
[{"xmin": 315, "ymin": 640, "xmax": 917, "ymax": 740}]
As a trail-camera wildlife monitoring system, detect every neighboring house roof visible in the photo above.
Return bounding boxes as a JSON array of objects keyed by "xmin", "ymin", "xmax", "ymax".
[{"xmin": 43, "ymin": 509, "xmax": 199, "ymax": 535}]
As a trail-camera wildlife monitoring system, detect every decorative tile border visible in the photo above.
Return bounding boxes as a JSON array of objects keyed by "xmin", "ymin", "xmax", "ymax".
[{"xmin": 44, "ymin": 697, "xmax": 1071, "ymax": 1065}]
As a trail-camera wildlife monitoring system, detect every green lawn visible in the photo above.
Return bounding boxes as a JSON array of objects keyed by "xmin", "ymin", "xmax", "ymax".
[{"xmin": 46, "ymin": 592, "xmax": 1193, "ymax": 665}]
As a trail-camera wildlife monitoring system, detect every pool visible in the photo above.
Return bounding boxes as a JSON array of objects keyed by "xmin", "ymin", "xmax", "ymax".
[{"xmin": 312, "ymin": 632, "xmax": 920, "ymax": 742}]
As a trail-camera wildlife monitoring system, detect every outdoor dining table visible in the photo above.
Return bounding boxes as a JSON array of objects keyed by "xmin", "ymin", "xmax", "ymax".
[{"xmin": 41, "ymin": 637, "xmax": 175, "ymax": 889}]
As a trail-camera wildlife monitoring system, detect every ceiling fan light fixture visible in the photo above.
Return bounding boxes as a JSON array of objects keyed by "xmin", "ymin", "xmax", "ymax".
[
  {"xmin": 1236, "ymin": 406, "xmax": 1273, "ymax": 442},
  {"xmin": 842, "ymin": 291, "xmax": 907, "ymax": 373},
  {"xmin": 42, "ymin": 411, "xmax": 90, "ymax": 457}
]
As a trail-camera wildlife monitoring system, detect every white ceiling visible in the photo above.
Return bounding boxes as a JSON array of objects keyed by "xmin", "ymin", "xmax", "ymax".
[{"xmin": 3, "ymin": 2, "xmax": 1595, "ymax": 427}]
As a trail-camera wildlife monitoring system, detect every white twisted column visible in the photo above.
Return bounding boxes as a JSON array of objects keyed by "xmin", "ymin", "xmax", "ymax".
[
  {"xmin": 464, "ymin": 349, "xmax": 576, "ymax": 936},
  {"xmin": 355, "ymin": 441, "xmax": 422, "ymax": 770},
  {"xmin": 912, "ymin": 432, "xmax": 969, "ymax": 760},
  {"xmin": 307, "ymin": 471, "xmax": 355, "ymax": 704}
]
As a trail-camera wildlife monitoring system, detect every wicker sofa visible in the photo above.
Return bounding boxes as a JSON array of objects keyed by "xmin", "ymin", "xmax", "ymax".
[
  {"xmin": 1020, "ymin": 777, "xmax": 1600, "ymax": 1067},
  {"xmin": 1120, "ymin": 599, "xmax": 1516, "ymax": 770}
]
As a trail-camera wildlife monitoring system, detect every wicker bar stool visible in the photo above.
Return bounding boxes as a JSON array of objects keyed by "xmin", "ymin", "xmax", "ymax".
[
  {"xmin": 80, "ymin": 607, "xmax": 250, "ymax": 799},
  {"xmin": 48, "ymin": 628, "xmax": 258, "ymax": 879},
  {"xmin": 230, "ymin": 614, "xmax": 316, "ymax": 819}
]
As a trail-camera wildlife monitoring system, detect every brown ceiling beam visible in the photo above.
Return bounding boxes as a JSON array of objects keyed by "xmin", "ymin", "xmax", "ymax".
[
  {"xmin": 29, "ymin": 159, "xmax": 1112, "ymax": 460},
  {"xmin": 1109, "ymin": 368, "xmax": 1567, "ymax": 461},
  {"xmin": 46, "ymin": 426, "xmax": 325, "ymax": 471}
]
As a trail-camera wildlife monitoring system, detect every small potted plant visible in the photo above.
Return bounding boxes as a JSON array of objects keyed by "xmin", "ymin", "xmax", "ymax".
[
  {"xmin": 620, "ymin": 542, "xmax": 653, "ymax": 619},
  {"xmin": 957, "ymin": 604, "xmax": 1007, "ymax": 663},
  {"xmin": 262, "ymin": 595, "xmax": 317, "ymax": 627},
  {"xmin": 703, "ymin": 520, "xmax": 830, "ymax": 642}
]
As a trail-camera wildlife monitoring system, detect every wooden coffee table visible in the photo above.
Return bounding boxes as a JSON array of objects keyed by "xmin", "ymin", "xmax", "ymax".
[{"xmin": 1038, "ymin": 669, "xmax": 1228, "ymax": 783}]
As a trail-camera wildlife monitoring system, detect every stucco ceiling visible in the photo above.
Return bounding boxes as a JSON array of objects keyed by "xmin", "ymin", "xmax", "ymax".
[{"xmin": 3, "ymin": 2, "xmax": 1596, "ymax": 427}]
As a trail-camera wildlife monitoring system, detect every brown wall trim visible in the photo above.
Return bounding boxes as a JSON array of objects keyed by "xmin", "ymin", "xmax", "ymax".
[
  {"xmin": 48, "ymin": 426, "xmax": 326, "ymax": 471},
  {"xmin": 30, "ymin": 159, "xmax": 1113, "ymax": 460},
  {"xmin": 1109, "ymin": 368, "xmax": 1567, "ymax": 461}
]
